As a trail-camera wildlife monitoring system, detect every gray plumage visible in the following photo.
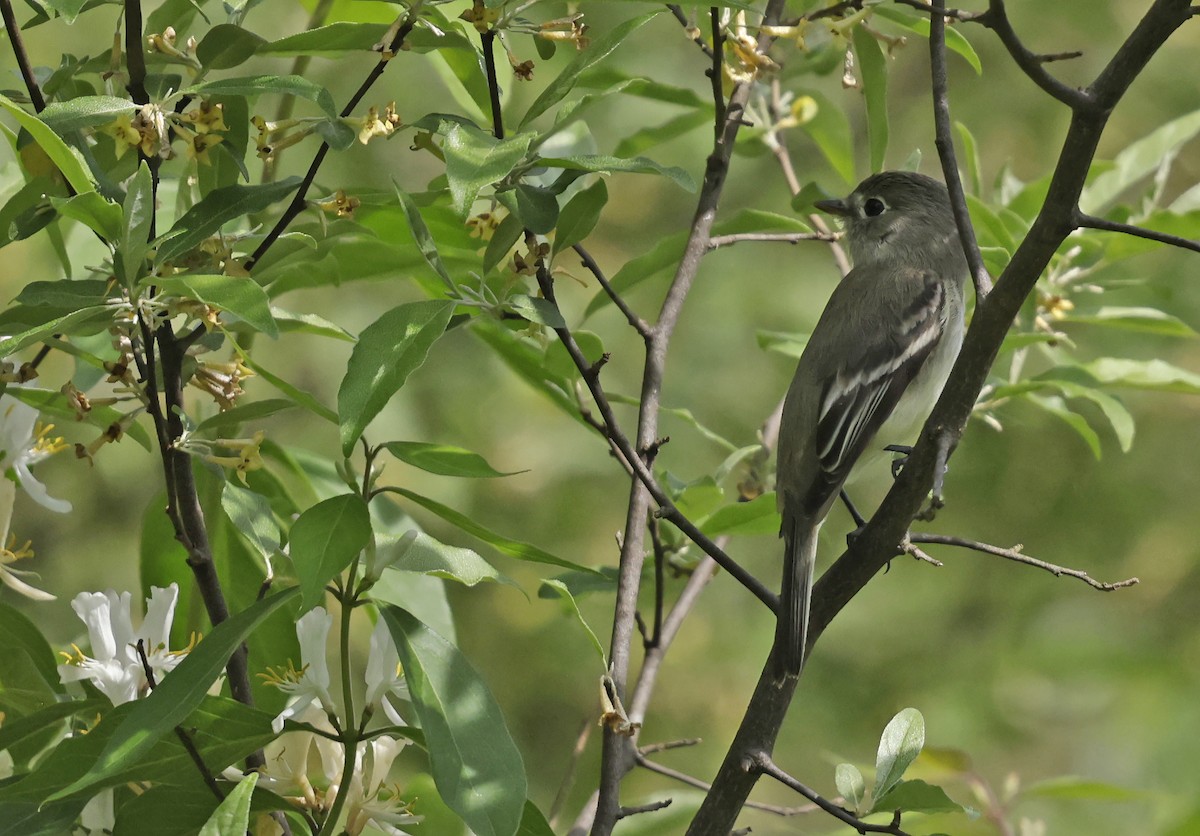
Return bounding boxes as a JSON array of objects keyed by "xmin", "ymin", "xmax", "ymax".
[{"xmin": 775, "ymin": 171, "xmax": 968, "ymax": 678}]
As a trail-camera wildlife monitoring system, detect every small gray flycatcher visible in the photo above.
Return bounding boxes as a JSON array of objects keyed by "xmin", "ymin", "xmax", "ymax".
[{"xmin": 775, "ymin": 171, "xmax": 968, "ymax": 678}]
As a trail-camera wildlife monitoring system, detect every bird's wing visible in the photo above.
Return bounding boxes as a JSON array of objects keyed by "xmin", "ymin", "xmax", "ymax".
[{"xmin": 812, "ymin": 267, "xmax": 947, "ymax": 489}]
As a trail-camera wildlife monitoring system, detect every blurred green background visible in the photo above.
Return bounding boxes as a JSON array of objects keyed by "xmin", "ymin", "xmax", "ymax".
[{"xmin": 4, "ymin": 1, "xmax": 1200, "ymax": 833}]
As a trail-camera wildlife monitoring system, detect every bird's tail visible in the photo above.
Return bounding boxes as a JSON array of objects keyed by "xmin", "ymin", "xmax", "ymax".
[{"xmin": 776, "ymin": 516, "xmax": 820, "ymax": 679}]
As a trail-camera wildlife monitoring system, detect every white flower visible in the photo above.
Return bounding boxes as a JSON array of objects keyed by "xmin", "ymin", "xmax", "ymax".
[
  {"xmin": 265, "ymin": 607, "xmax": 337, "ymax": 732},
  {"xmin": 57, "ymin": 584, "xmax": 186, "ymax": 704},
  {"xmin": 343, "ymin": 735, "xmax": 420, "ymax": 836},
  {"xmin": 0, "ymin": 479, "xmax": 53, "ymax": 601},
  {"xmin": 0, "ymin": 395, "xmax": 71, "ymax": 513},
  {"xmin": 364, "ymin": 617, "xmax": 410, "ymax": 726}
]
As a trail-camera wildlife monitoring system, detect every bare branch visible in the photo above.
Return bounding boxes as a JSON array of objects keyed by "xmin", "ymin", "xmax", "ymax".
[
  {"xmin": 636, "ymin": 752, "xmax": 818, "ymax": 817},
  {"xmin": 573, "ymin": 244, "xmax": 653, "ymax": 338},
  {"xmin": 909, "ymin": 533, "xmax": 1140, "ymax": 590},
  {"xmin": 247, "ymin": 14, "xmax": 418, "ymax": 268},
  {"xmin": 753, "ymin": 752, "xmax": 913, "ymax": 836},
  {"xmin": 0, "ymin": 0, "xmax": 47, "ymax": 111},
  {"xmin": 666, "ymin": 4, "xmax": 713, "ymax": 57},
  {"xmin": 707, "ymin": 231, "xmax": 837, "ymax": 250},
  {"xmin": 1074, "ymin": 211, "xmax": 1200, "ymax": 254},
  {"xmin": 929, "ymin": 0, "xmax": 993, "ymax": 299},
  {"xmin": 617, "ymin": 799, "xmax": 673, "ymax": 819},
  {"xmin": 638, "ymin": 738, "xmax": 701, "ymax": 755},
  {"xmin": 975, "ymin": 0, "xmax": 1092, "ymax": 109},
  {"xmin": 892, "ymin": 0, "xmax": 977, "ymax": 20}
]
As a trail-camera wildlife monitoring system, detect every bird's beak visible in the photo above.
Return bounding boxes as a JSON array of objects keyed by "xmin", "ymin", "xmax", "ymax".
[{"xmin": 813, "ymin": 197, "xmax": 852, "ymax": 217}]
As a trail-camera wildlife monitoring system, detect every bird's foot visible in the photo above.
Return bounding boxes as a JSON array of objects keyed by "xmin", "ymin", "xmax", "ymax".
[{"xmin": 883, "ymin": 444, "xmax": 912, "ymax": 479}]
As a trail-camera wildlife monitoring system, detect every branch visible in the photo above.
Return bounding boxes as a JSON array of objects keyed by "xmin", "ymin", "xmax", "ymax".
[
  {"xmin": 617, "ymin": 799, "xmax": 672, "ymax": 820},
  {"xmin": 908, "ymin": 533, "xmax": 1140, "ymax": 589},
  {"xmin": 246, "ymin": 13, "xmax": 418, "ymax": 268},
  {"xmin": 636, "ymin": 751, "xmax": 818, "ymax": 817},
  {"xmin": 929, "ymin": 0, "xmax": 993, "ymax": 299},
  {"xmin": 137, "ymin": 640, "xmax": 225, "ymax": 801},
  {"xmin": 707, "ymin": 231, "xmax": 837, "ymax": 250},
  {"xmin": 124, "ymin": 0, "xmax": 149, "ymax": 105},
  {"xmin": 0, "ymin": 0, "xmax": 47, "ymax": 111},
  {"xmin": 974, "ymin": 0, "xmax": 1092, "ymax": 109},
  {"xmin": 752, "ymin": 752, "xmax": 912, "ymax": 836},
  {"xmin": 573, "ymin": 244, "xmax": 652, "ymax": 338},
  {"xmin": 666, "ymin": 4, "xmax": 713, "ymax": 57},
  {"xmin": 1074, "ymin": 211, "xmax": 1200, "ymax": 254},
  {"xmin": 482, "ymin": 29, "xmax": 504, "ymax": 139},
  {"xmin": 690, "ymin": 1, "xmax": 1194, "ymax": 829}
]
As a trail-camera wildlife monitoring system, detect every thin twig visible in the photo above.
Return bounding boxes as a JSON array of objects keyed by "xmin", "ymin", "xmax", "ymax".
[
  {"xmin": 573, "ymin": 244, "xmax": 652, "ymax": 338},
  {"xmin": 638, "ymin": 738, "xmax": 701, "ymax": 755},
  {"xmin": 929, "ymin": 0, "xmax": 993, "ymax": 299},
  {"xmin": 136, "ymin": 640, "xmax": 226, "ymax": 801},
  {"xmin": 247, "ymin": 13, "xmax": 418, "ymax": 268},
  {"xmin": 549, "ymin": 717, "xmax": 595, "ymax": 827},
  {"xmin": 0, "ymin": 0, "xmax": 47, "ymax": 111},
  {"xmin": 482, "ymin": 29, "xmax": 504, "ymax": 139},
  {"xmin": 908, "ymin": 532, "xmax": 1140, "ymax": 590},
  {"xmin": 617, "ymin": 799, "xmax": 673, "ymax": 819},
  {"xmin": 975, "ymin": 0, "xmax": 1091, "ymax": 109},
  {"xmin": 667, "ymin": 4, "xmax": 714, "ymax": 57},
  {"xmin": 635, "ymin": 752, "xmax": 818, "ymax": 816},
  {"xmin": 707, "ymin": 231, "xmax": 836, "ymax": 250},
  {"xmin": 1074, "ymin": 211, "xmax": 1200, "ymax": 253},
  {"xmin": 753, "ymin": 752, "xmax": 912, "ymax": 836}
]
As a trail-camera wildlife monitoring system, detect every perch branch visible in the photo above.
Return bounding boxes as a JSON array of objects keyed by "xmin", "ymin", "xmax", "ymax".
[{"xmin": 908, "ymin": 533, "xmax": 1140, "ymax": 589}]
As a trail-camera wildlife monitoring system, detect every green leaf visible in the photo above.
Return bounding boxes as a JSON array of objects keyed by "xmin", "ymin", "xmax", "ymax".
[
  {"xmin": 873, "ymin": 707, "xmax": 925, "ymax": 803},
  {"xmin": 395, "ymin": 186, "xmax": 454, "ymax": 289},
  {"xmin": 386, "ymin": 486, "xmax": 597, "ymax": 573},
  {"xmin": 698, "ymin": 493, "xmax": 780, "ymax": 537},
  {"xmin": 519, "ymin": 12, "xmax": 659, "ymax": 130},
  {"xmin": 195, "ymin": 398, "xmax": 296, "ymax": 435},
  {"xmin": 39, "ymin": 95, "xmax": 135, "ymax": 133},
  {"xmin": 45, "ymin": 589, "xmax": 300, "ymax": 802},
  {"xmin": 49, "ymin": 192, "xmax": 121, "ymax": 241},
  {"xmin": 6, "ymin": 385, "xmax": 152, "ymax": 451},
  {"xmin": 1062, "ymin": 306, "xmax": 1197, "ymax": 337},
  {"xmin": 0, "ymin": 602, "xmax": 62, "ymax": 694},
  {"xmin": 1022, "ymin": 776, "xmax": 1146, "ymax": 801},
  {"xmin": 338, "ymin": 300, "xmax": 454, "ymax": 455},
  {"xmin": 198, "ymin": 773, "xmax": 258, "ymax": 836},
  {"xmin": 553, "ymin": 179, "xmax": 607, "ymax": 258},
  {"xmin": 802, "ymin": 91, "xmax": 856, "ymax": 184},
  {"xmin": 613, "ymin": 109, "xmax": 711, "ymax": 159},
  {"xmin": 0, "ymin": 307, "xmax": 114, "ymax": 356},
  {"xmin": 870, "ymin": 778, "xmax": 964, "ymax": 815},
  {"xmin": 0, "ymin": 93, "xmax": 95, "ymax": 193},
  {"xmin": 537, "ymin": 154, "xmax": 696, "ymax": 193},
  {"xmin": 272, "ymin": 306, "xmax": 355, "ymax": 341},
  {"xmin": 244, "ymin": 356, "xmax": 339, "ymax": 423},
  {"xmin": 872, "ymin": 7, "xmax": 982, "ymax": 74},
  {"xmin": 955, "ymin": 121, "xmax": 982, "ymax": 195},
  {"xmin": 1081, "ymin": 108, "xmax": 1200, "ymax": 213},
  {"xmin": 835, "ymin": 763, "xmax": 866, "ymax": 812},
  {"xmin": 381, "ymin": 606, "xmax": 527, "ymax": 836},
  {"xmin": 384, "ymin": 440, "xmax": 520, "ymax": 478},
  {"xmin": 853, "ymin": 26, "xmax": 889, "ymax": 172},
  {"xmin": 13, "ymin": 279, "xmax": 109, "ymax": 307},
  {"xmin": 154, "ymin": 274, "xmax": 278, "ymax": 338},
  {"xmin": 120, "ymin": 162, "xmax": 154, "ymax": 286},
  {"xmin": 516, "ymin": 800, "xmax": 556, "ymax": 836},
  {"xmin": 1029, "ymin": 394, "xmax": 1102, "ymax": 458},
  {"xmin": 0, "ymin": 699, "xmax": 104, "ymax": 754},
  {"xmin": 182, "ymin": 76, "xmax": 337, "ymax": 118},
  {"xmin": 257, "ymin": 22, "xmax": 389, "ymax": 57},
  {"xmin": 154, "ymin": 177, "xmax": 302, "ymax": 264},
  {"xmin": 484, "ymin": 212, "xmax": 524, "ymax": 274},
  {"xmin": 381, "ymin": 531, "xmax": 512, "ymax": 588},
  {"xmin": 514, "ymin": 184, "xmax": 559, "ymax": 234},
  {"xmin": 197, "ymin": 25, "xmax": 267, "ymax": 70},
  {"xmin": 505, "ymin": 294, "xmax": 566, "ymax": 328},
  {"xmin": 221, "ymin": 481, "xmax": 282, "ymax": 562},
  {"xmin": 538, "ymin": 579, "xmax": 607, "ymax": 667},
  {"xmin": 290, "ymin": 494, "xmax": 372, "ymax": 610},
  {"xmin": 443, "ymin": 125, "xmax": 535, "ymax": 215},
  {"xmin": 1081, "ymin": 357, "xmax": 1200, "ymax": 395}
]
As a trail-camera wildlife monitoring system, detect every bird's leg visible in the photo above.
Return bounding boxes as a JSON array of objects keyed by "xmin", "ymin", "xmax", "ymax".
[
  {"xmin": 840, "ymin": 488, "xmax": 867, "ymax": 530},
  {"xmin": 883, "ymin": 443, "xmax": 912, "ymax": 479}
]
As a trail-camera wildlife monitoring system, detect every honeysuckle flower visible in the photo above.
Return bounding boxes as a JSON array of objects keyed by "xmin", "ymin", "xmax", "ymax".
[
  {"xmin": 0, "ymin": 395, "xmax": 71, "ymax": 513},
  {"xmin": 57, "ymin": 584, "xmax": 188, "ymax": 705},
  {"xmin": 262, "ymin": 606, "xmax": 337, "ymax": 732},
  {"xmin": 0, "ymin": 479, "xmax": 53, "ymax": 601},
  {"xmin": 187, "ymin": 430, "xmax": 265, "ymax": 484},
  {"xmin": 314, "ymin": 190, "xmax": 361, "ymax": 219},
  {"xmin": 364, "ymin": 617, "xmax": 410, "ymax": 726},
  {"xmin": 537, "ymin": 16, "xmax": 590, "ymax": 50},
  {"xmin": 357, "ymin": 103, "xmax": 402, "ymax": 145},
  {"xmin": 343, "ymin": 735, "xmax": 420, "ymax": 836}
]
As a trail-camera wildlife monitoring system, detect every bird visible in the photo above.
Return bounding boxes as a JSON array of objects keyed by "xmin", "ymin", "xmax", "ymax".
[{"xmin": 774, "ymin": 171, "xmax": 968, "ymax": 678}]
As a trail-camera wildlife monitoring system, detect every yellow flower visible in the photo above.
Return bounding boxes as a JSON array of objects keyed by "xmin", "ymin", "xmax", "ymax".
[
  {"xmin": 357, "ymin": 102, "xmax": 402, "ymax": 145},
  {"xmin": 314, "ymin": 190, "xmax": 361, "ymax": 219},
  {"xmin": 458, "ymin": 0, "xmax": 499, "ymax": 34},
  {"xmin": 538, "ymin": 16, "xmax": 590, "ymax": 50}
]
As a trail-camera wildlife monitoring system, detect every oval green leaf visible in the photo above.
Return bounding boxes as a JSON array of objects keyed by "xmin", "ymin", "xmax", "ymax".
[{"xmin": 290, "ymin": 494, "xmax": 371, "ymax": 610}]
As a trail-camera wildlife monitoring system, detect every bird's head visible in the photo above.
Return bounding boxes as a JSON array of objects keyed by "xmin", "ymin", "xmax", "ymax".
[{"xmin": 815, "ymin": 171, "xmax": 957, "ymax": 267}]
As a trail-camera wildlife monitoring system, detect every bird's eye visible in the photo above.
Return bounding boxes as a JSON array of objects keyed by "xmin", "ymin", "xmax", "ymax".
[{"xmin": 863, "ymin": 197, "xmax": 886, "ymax": 217}]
